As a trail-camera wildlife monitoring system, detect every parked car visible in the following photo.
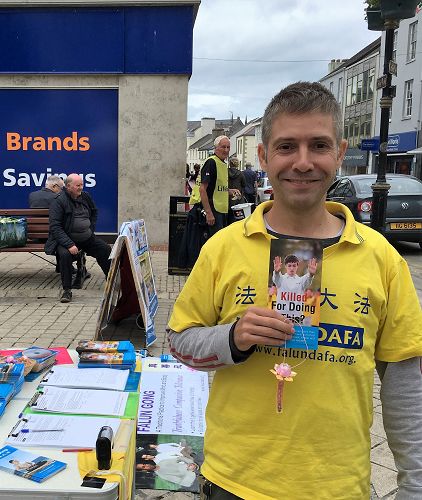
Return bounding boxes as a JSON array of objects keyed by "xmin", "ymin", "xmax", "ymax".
[
  {"xmin": 257, "ymin": 177, "xmax": 273, "ymax": 203},
  {"xmin": 326, "ymin": 174, "xmax": 422, "ymax": 248}
]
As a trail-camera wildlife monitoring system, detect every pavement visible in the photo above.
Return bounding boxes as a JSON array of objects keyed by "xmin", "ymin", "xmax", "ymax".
[{"xmin": 0, "ymin": 241, "xmax": 421, "ymax": 499}]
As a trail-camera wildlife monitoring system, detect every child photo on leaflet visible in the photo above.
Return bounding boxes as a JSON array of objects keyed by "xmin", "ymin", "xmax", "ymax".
[{"xmin": 269, "ymin": 239, "xmax": 321, "ymax": 326}]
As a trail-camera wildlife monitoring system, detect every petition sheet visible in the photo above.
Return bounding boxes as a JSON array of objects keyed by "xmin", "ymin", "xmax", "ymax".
[
  {"xmin": 32, "ymin": 387, "xmax": 129, "ymax": 416},
  {"xmin": 6, "ymin": 414, "xmax": 121, "ymax": 448}
]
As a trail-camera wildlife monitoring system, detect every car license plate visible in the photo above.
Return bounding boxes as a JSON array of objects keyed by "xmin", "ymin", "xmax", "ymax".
[{"xmin": 390, "ymin": 222, "xmax": 422, "ymax": 230}]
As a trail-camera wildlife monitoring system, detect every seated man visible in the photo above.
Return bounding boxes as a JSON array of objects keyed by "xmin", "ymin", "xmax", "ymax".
[
  {"xmin": 28, "ymin": 174, "xmax": 64, "ymax": 208},
  {"xmin": 45, "ymin": 173, "xmax": 111, "ymax": 303},
  {"xmin": 28, "ymin": 174, "xmax": 76, "ymax": 274}
]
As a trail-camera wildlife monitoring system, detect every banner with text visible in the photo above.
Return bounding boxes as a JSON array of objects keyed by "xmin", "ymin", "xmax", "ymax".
[
  {"xmin": 0, "ymin": 88, "xmax": 118, "ymax": 232},
  {"xmin": 138, "ymin": 359, "xmax": 208, "ymax": 436}
]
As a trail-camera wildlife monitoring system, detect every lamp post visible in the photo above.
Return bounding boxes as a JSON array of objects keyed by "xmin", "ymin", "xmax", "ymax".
[
  {"xmin": 370, "ymin": 20, "xmax": 399, "ymax": 234},
  {"xmin": 367, "ymin": 0, "xmax": 419, "ymax": 233}
]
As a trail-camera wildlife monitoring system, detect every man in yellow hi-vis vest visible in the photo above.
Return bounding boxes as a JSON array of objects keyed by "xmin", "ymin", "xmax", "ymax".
[{"xmin": 190, "ymin": 135, "xmax": 241, "ymax": 235}]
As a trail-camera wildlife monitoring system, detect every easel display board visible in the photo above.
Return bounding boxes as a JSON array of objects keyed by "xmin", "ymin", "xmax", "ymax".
[{"xmin": 96, "ymin": 220, "xmax": 158, "ymax": 346}]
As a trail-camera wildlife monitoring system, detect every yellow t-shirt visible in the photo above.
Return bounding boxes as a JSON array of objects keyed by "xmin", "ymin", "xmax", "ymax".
[{"xmin": 168, "ymin": 201, "xmax": 422, "ymax": 500}]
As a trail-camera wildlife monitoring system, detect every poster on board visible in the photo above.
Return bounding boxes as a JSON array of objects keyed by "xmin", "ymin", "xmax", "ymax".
[{"xmin": 135, "ymin": 357, "xmax": 208, "ymax": 493}]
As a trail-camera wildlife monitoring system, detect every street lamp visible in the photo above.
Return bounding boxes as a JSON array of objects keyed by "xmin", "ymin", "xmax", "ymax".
[
  {"xmin": 365, "ymin": 0, "xmax": 418, "ymax": 234},
  {"xmin": 371, "ymin": 20, "xmax": 398, "ymax": 234}
]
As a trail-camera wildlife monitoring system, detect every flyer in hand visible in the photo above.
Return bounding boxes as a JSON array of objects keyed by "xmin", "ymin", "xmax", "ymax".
[
  {"xmin": 268, "ymin": 238, "xmax": 323, "ymax": 350},
  {"xmin": 0, "ymin": 445, "xmax": 66, "ymax": 482}
]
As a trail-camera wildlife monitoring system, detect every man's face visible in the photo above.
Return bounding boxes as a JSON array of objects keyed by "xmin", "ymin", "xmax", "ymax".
[
  {"xmin": 258, "ymin": 112, "xmax": 347, "ymax": 213},
  {"xmin": 215, "ymin": 138, "xmax": 230, "ymax": 161},
  {"xmin": 285, "ymin": 261, "xmax": 299, "ymax": 276},
  {"xmin": 66, "ymin": 176, "xmax": 84, "ymax": 199}
]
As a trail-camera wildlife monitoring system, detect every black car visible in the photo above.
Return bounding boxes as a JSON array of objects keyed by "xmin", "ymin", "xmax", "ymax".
[{"xmin": 326, "ymin": 174, "xmax": 422, "ymax": 248}]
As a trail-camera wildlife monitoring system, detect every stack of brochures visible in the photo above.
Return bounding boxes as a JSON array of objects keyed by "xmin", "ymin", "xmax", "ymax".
[
  {"xmin": 11, "ymin": 347, "xmax": 58, "ymax": 380},
  {"xmin": 0, "ymin": 363, "xmax": 25, "ymax": 417},
  {"xmin": 77, "ymin": 340, "xmax": 136, "ymax": 371},
  {"xmin": 0, "ymin": 445, "xmax": 66, "ymax": 482}
]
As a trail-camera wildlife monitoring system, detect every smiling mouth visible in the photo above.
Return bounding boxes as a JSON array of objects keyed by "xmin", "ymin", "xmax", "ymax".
[{"xmin": 284, "ymin": 179, "xmax": 319, "ymax": 184}]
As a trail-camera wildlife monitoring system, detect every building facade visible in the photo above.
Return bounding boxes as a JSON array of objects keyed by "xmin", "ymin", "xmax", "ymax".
[
  {"xmin": 320, "ymin": 40, "xmax": 381, "ymax": 176},
  {"xmin": 0, "ymin": 0, "xmax": 200, "ymax": 245}
]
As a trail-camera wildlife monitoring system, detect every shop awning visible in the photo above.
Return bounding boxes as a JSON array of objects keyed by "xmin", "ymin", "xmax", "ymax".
[{"xmin": 407, "ymin": 147, "xmax": 422, "ymax": 154}]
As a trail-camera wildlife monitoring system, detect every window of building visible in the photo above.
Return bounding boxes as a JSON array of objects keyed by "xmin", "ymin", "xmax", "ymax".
[
  {"xmin": 345, "ymin": 67, "xmax": 375, "ymax": 106},
  {"xmin": 329, "ymin": 81, "xmax": 334, "ymax": 94},
  {"xmin": 338, "ymin": 77, "xmax": 343, "ymax": 103},
  {"xmin": 344, "ymin": 114, "xmax": 372, "ymax": 147},
  {"xmin": 407, "ymin": 21, "xmax": 417, "ymax": 61},
  {"xmin": 392, "ymin": 30, "xmax": 398, "ymax": 62},
  {"xmin": 368, "ymin": 68, "xmax": 375, "ymax": 100},
  {"xmin": 403, "ymin": 79, "xmax": 413, "ymax": 117}
]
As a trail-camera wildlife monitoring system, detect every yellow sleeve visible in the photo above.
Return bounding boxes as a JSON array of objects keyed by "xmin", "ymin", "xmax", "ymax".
[
  {"xmin": 375, "ymin": 256, "xmax": 422, "ymax": 362},
  {"xmin": 168, "ymin": 245, "xmax": 220, "ymax": 332}
]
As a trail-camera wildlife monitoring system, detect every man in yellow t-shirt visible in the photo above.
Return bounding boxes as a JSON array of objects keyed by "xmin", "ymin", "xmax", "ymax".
[{"xmin": 168, "ymin": 82, "xmax": 422, "ymax": 499}]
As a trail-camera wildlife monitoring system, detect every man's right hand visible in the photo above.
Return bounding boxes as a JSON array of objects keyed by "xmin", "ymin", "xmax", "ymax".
[
  {"xmin": 68, "ymin": 245, "xmax": 79, "ymax": 255},
  {"xmin": 206, "ymin": 211, "xmax": 215, "ymax": 226},
  {"xmin": 233, "ymin": 306, "xmax": 294, "ymax": 351}
]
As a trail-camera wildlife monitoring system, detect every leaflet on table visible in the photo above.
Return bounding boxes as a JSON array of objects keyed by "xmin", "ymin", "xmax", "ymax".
[
  {"xmin": 40, "ymin": 366, "xmax": 130, "ymax": 391},
  {"xmin": 0, "ymin": 445, "xmax": 66, "ymax": 482},
  {"xmin": 6, "ymin": 414, "xmax": 121, "ymax": 448},
  {"xmin": 267, "ymin": 238, "xmax": 323, "ymax": 350},
  {"xmin": 25, "ymin": 387, "xmax": 129, "ymax": 417},
  {"xmin": 76, "ymin": 340, "xmax": 134, "ymax": 354},
  {"xmin": 78, "ymin": 351, "xmax": 136, "ymax": 370},
  {"xmin": 10, "ymin": 347, "xmax": 58, "ymax": 372}
]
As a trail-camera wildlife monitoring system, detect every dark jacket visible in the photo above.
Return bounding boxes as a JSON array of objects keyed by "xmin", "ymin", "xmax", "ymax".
[
  {"xmin": 28, "ymin": 188, "xmax": 57, "ymax": 208},
  {"xmin": 44, "ymin": 190, "xmax": 97, "ymax": 255},
  {"xmin": 228, "ymin": 167, "xmax": 246, "ymax": 207}
]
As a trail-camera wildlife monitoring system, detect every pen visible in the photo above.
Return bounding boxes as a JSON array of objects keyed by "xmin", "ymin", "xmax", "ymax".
[
  {"xmin": 62, "ymin": 448, "xmax": 93, "ymax": 452},
  {"xmin": 21, "ymin": 428, "xmax": 65, "ymax": 433}
]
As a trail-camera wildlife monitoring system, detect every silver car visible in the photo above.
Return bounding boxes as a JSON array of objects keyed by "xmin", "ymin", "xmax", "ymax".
[{"xmin": 257, "ymin": 177, "xmax": 273, "ymax": 203}]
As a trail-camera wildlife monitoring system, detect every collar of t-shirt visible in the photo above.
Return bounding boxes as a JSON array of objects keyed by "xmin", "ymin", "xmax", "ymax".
[{"xmin": 264, "ymin": 215, "xmax": 344, "ymax": 249}]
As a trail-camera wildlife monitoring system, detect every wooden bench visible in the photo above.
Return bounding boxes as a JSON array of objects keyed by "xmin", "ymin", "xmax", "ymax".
[{"xmin": 0, "ymin": 208, "xmax": 88, "ymax": 288}]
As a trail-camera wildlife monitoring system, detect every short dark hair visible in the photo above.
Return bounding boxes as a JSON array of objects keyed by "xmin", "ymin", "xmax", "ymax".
[
  {"xmin": 261, "ymin": 82, "xmax": 342, "ymax": 147},
  {"xmin": 284, "ymin": 254, "xmax": 299, "ymax": 265}
]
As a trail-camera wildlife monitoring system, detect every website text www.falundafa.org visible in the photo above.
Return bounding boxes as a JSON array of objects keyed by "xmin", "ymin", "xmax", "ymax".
[{"xmin": 254, "ymin": 345, "xmax": 356, "ymax": 366}]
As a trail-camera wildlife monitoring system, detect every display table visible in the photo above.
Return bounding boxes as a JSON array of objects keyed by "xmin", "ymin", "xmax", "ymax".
[{"xmin": 0, "ymin": 350, "xmax": 137, "ymax": 499}]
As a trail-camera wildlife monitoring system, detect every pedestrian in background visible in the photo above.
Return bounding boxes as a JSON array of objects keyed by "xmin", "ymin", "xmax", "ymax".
[
  {"xmin": 228, "ymin": 157, "xmax": 245, "ymax": 224},
  {"xmin": 243, "ymin": 162, "xmax": 258, "ymax": 207},
  {"xmin": 28, "ymin": 174, "xmax": 64, "ymax": 208}
]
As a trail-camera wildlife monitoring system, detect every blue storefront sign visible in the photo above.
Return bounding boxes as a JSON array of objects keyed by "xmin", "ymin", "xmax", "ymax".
[
  {"xmin": 361, "ymin": 139, "xmax": 380, "ymax": 151},
  {"xmin": 373, "ymin": 131, "xmax": 417, "ymax": 153},
  {"xmin": 0, "ymin": 88, "xmax": 118, "ymax": 233}
]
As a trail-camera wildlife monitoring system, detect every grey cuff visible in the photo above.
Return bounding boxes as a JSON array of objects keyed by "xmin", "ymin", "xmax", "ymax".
[{"xmin": 167, "ymin": 323, "xmax": 237, "ymax": 371}]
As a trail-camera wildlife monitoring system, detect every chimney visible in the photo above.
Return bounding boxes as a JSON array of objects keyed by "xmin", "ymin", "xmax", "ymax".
[{"xmin": 212, "ymin": 128, "xmax": 225, "ymax": 141}]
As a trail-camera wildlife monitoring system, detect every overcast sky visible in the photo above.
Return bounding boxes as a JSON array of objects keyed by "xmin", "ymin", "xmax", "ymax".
[{"xmin": 188, "ymin": 0, "xmax": 379, "ymax": 121}]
